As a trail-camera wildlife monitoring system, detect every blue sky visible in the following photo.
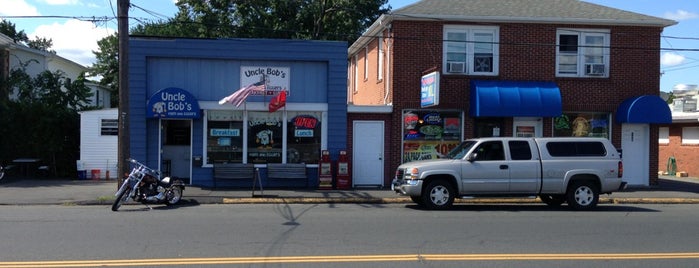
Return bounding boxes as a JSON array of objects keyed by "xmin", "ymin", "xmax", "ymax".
[{"xmin": 1, "ymin": 0, "xmax": 697, "ymax": 92}]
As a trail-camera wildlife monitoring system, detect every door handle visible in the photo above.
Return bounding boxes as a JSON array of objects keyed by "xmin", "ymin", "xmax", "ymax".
[{"xmin": 499, "ymin": 165, "xmax": 508, "ymax": 170}]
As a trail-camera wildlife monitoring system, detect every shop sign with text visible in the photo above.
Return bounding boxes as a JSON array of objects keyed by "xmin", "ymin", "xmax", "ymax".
[
  {"xmin": 420, "ymin": 71, "xmax": 440, "ymax": 108},
  {"xmin": 241, "ymin": 66, "xmax": 290, "ymax": 96},
  {"xmin": 146, "ymin": 87, "xmax": 200, "ymax": 119}
]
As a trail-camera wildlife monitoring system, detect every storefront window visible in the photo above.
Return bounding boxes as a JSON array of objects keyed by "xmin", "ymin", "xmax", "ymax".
[
  {"xmin": 287, "ymin": 111, "xmax": 322, "ymax": 164},
  {"xmin": 553, "ymin": 112, "xmax": 610, "ymax": 138},
  {"xmin": 402, "ymin": 110, "xmax": 462, "ymax": 163},
  {"xmin": 206, "ymin": 110, "xmax": 244, "ymax": 164},
  {"xmin": 248, "ymin": 112, "xmax": 283, "ymax": 163}
]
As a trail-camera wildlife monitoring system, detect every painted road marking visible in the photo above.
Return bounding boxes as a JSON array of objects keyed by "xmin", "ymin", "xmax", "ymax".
[{"xmin": 2, "ymin": 252, "xmax": 699, "ymax": 267}]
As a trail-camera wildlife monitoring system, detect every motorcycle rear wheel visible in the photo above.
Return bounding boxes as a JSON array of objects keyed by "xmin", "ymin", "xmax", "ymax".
[
  {"xmin": 111, "ymin": 186, "xmax": 131, "ymax": 211},
  {"xmin": 165, "ymin": 187, "xmax": 183, "ymax": 205}
]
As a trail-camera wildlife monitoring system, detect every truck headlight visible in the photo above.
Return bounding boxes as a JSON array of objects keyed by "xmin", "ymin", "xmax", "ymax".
[
  {"xmin": 406, "ymin": 179, "xmax": 420, "ymax": 186},
  {"xmin": 408, "ymin": 167, "xmax": 419, "ymax": 180}
]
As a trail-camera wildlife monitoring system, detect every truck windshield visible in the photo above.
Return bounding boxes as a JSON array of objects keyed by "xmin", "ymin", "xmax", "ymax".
[{"xmin": 445, "ymin": 141, "xmax": 476, "ymax": 159}]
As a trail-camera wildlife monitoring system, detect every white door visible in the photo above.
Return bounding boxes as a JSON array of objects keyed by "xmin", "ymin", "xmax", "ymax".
[
  {"xmin": 621, "ymin": 124, "xmax": 649, "ymax": 186},
  {"xmin": 352, "ymin": 121, "xmax": 384, "ymax": 187},
  {"xmin": 512, "ymin": 117, "xmax": 543, "ymax": 137}
]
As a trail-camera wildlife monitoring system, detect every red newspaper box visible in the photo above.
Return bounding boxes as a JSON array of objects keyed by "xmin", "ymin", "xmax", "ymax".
[{"xmin": 336, "ymin": 150, "xmax": 351, "ymax": 189}]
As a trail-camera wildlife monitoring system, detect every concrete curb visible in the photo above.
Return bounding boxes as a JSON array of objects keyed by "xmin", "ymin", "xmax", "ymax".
[
  {"xmin": 3, "ymin": 197, "xmax": 699, "ymax": 206},
  {"xmin": 216, "ymin": 197, "xmax": 699, "ymax": 205}
]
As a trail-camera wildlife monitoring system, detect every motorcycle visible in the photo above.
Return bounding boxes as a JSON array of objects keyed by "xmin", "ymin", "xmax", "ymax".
[{"xmin": 111, "ymin": 158, "xmax": 185, "ymax": 211}]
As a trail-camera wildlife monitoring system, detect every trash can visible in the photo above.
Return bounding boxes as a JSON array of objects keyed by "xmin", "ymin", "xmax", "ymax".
[
  {"xmin": 77, "ymin": 170, "xmax": 87, "ymax": 180},
  {"xmin": 91, "ymin": 169, "xmax": 101, "ymax": 180}
]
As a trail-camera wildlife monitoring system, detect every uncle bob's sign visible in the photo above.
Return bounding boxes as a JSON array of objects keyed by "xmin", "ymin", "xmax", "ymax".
[{"xmin": 146, "ymin": 87, "xmax": 201, "ymax": 119}]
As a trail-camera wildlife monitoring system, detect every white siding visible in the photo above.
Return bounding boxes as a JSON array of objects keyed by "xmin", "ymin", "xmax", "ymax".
[{"xmin": 79, "ymin": 109, "xmax": 118, "ymax": 179}]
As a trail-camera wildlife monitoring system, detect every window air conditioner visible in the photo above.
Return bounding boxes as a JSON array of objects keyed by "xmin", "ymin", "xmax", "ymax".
[
  {"xmin": 447, "ymin": 62, "xmax": 465, "ymax": 73},
  {"xmin": 585, "ymin": 64, "xmax": 605, "ymax": 76}
]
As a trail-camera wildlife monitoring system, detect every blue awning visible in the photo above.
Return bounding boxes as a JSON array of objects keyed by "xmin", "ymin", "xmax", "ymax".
[
  {"xmin": 616, "ymin": 95, "xmax": 671, "ymax": 124},
  {"xmin": 470, "ymin": 80, "xmax": 562, "ymax": 117}
]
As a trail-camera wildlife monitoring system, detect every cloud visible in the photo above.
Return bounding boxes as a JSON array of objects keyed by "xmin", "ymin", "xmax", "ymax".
[
  {"xmin": 40, "ymin": 0, "xmax": 80, "ymax": 5},
  {"xmin": 663, "ymin": 10, "xmax": 699, "ymax": 21},
  {"xmin": 0, "ymin": 0, "xmax": 40, "ymax": 16},
  {"xmin": 30, "ymin": 19, "xmax": 115, "ymax": 66},
  {"xmin": 661, "ymin": 52, "xmax": 686, "ymax": 66}
]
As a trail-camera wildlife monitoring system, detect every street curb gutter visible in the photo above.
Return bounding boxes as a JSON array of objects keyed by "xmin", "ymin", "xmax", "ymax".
[
  {"xmin": 3, "ymin": 197, "xmax": 699, "ymax": 206},
  {"xmin": 220, "ymin": 197, "xmax": 699, "ymax": 205}
]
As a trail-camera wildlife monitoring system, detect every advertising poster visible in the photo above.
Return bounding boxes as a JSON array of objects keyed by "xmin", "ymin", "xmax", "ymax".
[{"xmin": 402, "ymin": 110, "xmax": 461, "ymax": 163}]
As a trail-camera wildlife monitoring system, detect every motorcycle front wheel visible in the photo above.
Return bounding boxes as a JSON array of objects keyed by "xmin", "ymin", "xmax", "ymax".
[
  {"xmin": 165, "ymin": 187, "xmax": 183, "ymax": 205},
  {"xmin": 111, "ymin": 185, "xmax": 131, "ymax": 211},
  {"xmin": 0, "ymin": 167, "xmax": 5, "ymax": 181}
]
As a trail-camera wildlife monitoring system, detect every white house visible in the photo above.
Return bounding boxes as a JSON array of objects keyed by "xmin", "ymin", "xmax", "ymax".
[
  {"xmin": 78, "ymin": 108, "xmax": 118, "ymax": 179},
  {"xmin": 0, "ymin": 32, "xmax": 111, "ymax": 108}
]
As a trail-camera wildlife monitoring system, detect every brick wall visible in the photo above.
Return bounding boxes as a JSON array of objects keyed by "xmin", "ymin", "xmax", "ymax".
[
  {"xmin": 659, "ymin": 124, "xmax": 699, "ymax": 177},
  {"xmin": 352, "ymin": 19, "xmax": 665, "ymax": 184}
]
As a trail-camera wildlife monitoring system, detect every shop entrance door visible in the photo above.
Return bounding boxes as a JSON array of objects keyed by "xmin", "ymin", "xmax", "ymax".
[
  {"xmin": 352, "ymin": 121, "xmax": 384, "ymax": 187},
  {"xmin": 621, "ymin": 124, "xmax": 649, "ymax": 186},
  {"xmin": 161, "ymin": 119, "xmax": 192, "ymax": 183},
  {"xmin": 513, "ymin": 117, "xmax": 543, "ymax": 137}
]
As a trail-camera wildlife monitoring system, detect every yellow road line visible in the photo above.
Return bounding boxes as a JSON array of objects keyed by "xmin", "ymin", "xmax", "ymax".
[{"xmin": 2, "ymin": 252, "xmax": 699, "ymax": 267}]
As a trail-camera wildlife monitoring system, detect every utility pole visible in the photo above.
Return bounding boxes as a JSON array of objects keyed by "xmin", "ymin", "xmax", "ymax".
[{"xmin": 117, "ymin": 0, "xmax": 130, "ymax": 187}]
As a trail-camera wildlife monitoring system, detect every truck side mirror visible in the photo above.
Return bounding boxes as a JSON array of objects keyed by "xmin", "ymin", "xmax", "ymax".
[{"xmin": 466, "ymin": 153, "xmax": 476, "ymax": 162}]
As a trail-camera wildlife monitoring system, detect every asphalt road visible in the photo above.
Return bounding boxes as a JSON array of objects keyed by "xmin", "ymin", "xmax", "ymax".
[{"xmin": 1, "ymin": 203, "xmax": 698, "ymax": 267}]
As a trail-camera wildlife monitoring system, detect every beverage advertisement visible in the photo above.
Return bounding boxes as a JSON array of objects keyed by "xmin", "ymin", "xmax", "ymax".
[{"xmin": 402, "ymin": 110, "xmax": 462, "ymax": 163}]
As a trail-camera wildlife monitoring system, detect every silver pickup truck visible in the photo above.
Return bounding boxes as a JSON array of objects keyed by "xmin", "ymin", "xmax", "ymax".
[{"xmin": 392, "ymin": 137, "xmax": 626, "ymax": 210}]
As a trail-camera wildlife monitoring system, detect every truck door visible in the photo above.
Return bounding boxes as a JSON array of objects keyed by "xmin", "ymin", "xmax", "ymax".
[
  {"xmin": 461, "ymin": 141, "xmax": 509, "ymax": 193},
  {"xmin": 506, "ymin": 140, "xmax": 541, "ymax": 193}
]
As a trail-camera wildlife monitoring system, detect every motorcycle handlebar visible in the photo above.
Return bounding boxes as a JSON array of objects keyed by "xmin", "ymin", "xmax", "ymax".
[{"xmin": 126, "ymin": 158, "xmax": 161, "ymax": 177}]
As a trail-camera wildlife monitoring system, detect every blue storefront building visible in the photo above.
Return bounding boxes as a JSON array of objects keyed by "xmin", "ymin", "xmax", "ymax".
[{"xmin": 128, "ymin": 37, "xmax": 348, "ymax": 188}]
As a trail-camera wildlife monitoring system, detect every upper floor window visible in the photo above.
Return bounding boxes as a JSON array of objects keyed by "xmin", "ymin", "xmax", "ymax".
[
  {"xmin": 556, "ymin": 29, "xmax": 610, "ymax": 77},
  {"xmin": 443, "ymin": 25, "xmax": 499, "ymax": 75}
]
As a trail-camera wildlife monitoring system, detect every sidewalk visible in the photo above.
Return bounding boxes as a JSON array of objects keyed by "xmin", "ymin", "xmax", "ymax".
[{"xmin": 0, "ymin": 175, "xmax": 698, "ymax": 206}]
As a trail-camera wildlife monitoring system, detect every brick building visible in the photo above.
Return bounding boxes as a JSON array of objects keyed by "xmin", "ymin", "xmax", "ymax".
[
  {"xmin": 659, "ymin": 86, "xmax": 699, "ymax": 177},
  {"xmin": 347, "ymin": 0, "xmax": 675, "ymax": 187}
]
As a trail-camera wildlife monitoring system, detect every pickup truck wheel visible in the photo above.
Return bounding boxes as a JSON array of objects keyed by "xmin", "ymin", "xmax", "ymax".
[
  {"xmin": 410, "ymin": 196, "xmax": 424, "ymax": 205},
  {"xmin": 539, "ymin": 195, "xmax": 565, "ymax": 206},
  {"xmin": 566, "ymin": 181, "xmax": 599, "ymax": 210},
  {"xmin": 422, "ymin": 180, "xmax": 455, "ymax": 210}
]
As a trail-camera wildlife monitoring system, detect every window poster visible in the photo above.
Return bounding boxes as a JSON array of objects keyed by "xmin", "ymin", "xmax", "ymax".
[
  {"xmin": 516, "ymin": 126, "xmax": 535, "ymax": 137},
  {"xmin": 402, "ymin": 110, "xmax": 462, "ymax": 163},
  {"xmin": 554, "ymin": 113, "xmax": 610, "ymax": 138}
]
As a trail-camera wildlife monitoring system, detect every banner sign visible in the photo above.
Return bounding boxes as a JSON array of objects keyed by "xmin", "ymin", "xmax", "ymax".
[
  {"xmin": 241, "ymin": 66, "xmax": 290, "ymax": 96},
  {"xmin": 146, "ymin": 87, "xmax": 200, "ymax": 118}
]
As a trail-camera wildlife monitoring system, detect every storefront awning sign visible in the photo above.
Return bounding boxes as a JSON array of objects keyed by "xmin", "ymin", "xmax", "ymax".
[{"xmin": 147, "ymin": 87, "xmax": 201, "ymax": 119}]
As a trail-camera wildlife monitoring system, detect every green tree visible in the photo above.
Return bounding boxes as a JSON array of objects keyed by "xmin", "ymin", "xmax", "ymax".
[
  {"xmin": 27, "ymin": 37, "xmax": 55, "ymax": 53},
  {"xmin": 90, "ymin": 33, "xmax": 119, "ymax": 107},
  {"xmin": 1, "ymin": 19, "xmax": 55, "ymax": 53},
  {"xmin": 1, "ymin": 61, "xmax": 93, "ymax": 176},
  {"xmin": 0, "ymin": 20, "xmax": 28, "ymax": 43}
]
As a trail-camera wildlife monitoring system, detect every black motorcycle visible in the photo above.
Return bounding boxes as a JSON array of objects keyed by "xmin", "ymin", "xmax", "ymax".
[{"xmin": 111, "ymin": 158, "xmax": 185, "ymax": 211}]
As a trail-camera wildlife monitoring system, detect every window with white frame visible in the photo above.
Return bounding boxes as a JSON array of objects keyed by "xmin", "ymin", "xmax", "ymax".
[
  {"xmin": 556, "ymin": 29, "xmax": 610, "ymax": 77},
  {"xmin": 659, "ymin": 127, "xmax": 669, "ymax": 144},
  {"xmin": 682, "ymin": 127, "xmax": 699, "ymax": 145},
  {"xmin": 353, "ymin": 55, "xmax": 358, "ymax": 93},
  {"xmin": 364, "ymin": 47, "xmax": 368, "ymax": 80},
  {"xmin": 443, "ymin": 25, "xmax": 499, "ymax": 75},
  {"xmin": 378, "ymin": 33, "xmax": 384, "ymax": 80}
]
